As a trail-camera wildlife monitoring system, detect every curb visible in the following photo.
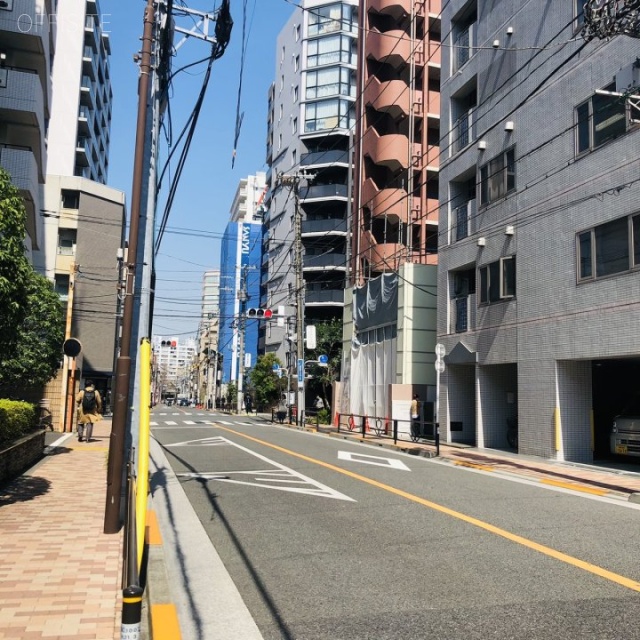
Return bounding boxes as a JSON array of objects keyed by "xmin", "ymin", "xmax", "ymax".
[{"xmin": 143, "ymin": 508, "xmax": 181, "ymax": 640}]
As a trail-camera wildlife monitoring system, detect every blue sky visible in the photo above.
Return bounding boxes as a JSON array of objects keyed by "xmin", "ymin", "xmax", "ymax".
[{"xmin": 104, "ymin": 0, "xmax": 294, "ymax": 338}]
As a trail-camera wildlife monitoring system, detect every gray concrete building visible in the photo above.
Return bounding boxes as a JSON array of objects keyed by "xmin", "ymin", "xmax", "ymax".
[
  {"xmin": 263, "ymin": 0, "xmax": 358, "ymax": 379},
  {"xmin": 437, "ymin": 0, "xmax": 640, "ymax": 462}
]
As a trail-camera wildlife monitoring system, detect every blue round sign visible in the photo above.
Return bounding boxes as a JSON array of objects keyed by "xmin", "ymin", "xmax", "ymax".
[{"xmin": 318, "ymin": 354, "xmax": 328, "ymax": 364}]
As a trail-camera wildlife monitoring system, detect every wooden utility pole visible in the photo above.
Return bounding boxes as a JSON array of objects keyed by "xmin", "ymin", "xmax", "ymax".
[{"xmin": 60, "ymin": 262, "xmax": 78, "ymax": 432}]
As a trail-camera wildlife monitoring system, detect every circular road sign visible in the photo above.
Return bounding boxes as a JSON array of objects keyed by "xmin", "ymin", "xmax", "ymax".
[
  {"xmin": 435, "ymin": 359, "xmax": 445, "ymax": 373},
  {"xmin": 63, "ymin": 338, "xmax": 82, "ymax": 357},
  {"xmin": 318, "ymin": 354, "xmax": 329, "ymax": 364},
  {"xmin": 435, "ymin": 343, "xmax": 446, "ymax": 358}
]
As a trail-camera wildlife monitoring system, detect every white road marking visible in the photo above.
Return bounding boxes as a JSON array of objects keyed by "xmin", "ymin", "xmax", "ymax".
[
  {"xmin": 165, "ymin": 421, "xmax": 178, "ymax": 426},
  {"xmin": 338, "ymin": 450, "xmax": 411, "ymax": 470},
  {"xmin": 169, "ymin": 435, "xmax": 354, "ymax": 501},
  {"xmin": 183, "ymin": 420, "xmax": 195, "ymax": 425}
]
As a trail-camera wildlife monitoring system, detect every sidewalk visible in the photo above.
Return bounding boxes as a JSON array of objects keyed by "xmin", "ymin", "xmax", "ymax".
[
  {"xmin": 1, "ymin": 413, "xmax": 639, "ymax": 640},
  {"xmin": 0, "ymin": 419, "xmax": 123, "ymax": 640}
]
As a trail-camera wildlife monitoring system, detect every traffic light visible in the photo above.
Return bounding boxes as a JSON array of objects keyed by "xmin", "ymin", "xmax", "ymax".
[{"xmin": 246, "ymin": 308, "xmax": 274, "ymax": 319}]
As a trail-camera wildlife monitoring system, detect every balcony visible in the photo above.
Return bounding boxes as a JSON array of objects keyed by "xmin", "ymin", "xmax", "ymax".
[
  {"xmin": 300, "ymin": 149, "xmax": 349, "ymax": 167},
  {"xmin": 305, "ymin": 289, "xmax": 344, "ymax": 305},
  {"xmin": 301, "ymin": 218, "xmax": 347, "ymax": 235},
  {"xmin": 368, "ymin": 0, "xmax": 413, "ymax": 20},
  {"xmin": 363, "ymin": 127, "xmax": 415, "ymax": 172},
  {"xmin": 300, "ymin": 183, "xmax": 348, "ymax": 201},
  {"xmin": 361, "ymin": 178, "xmax": 407, "ymax": 220},
  {"xmin": 364, "ymin": 76, "xmax": 411, "ymax": 119},
  {"xmin": 361, "ymin": 231, "xmax": 404, "ymax": 272},
  {"xmin": 75, "ymin": 137, "xmax": 90, "ymax": 166},
  {"xmin": 367, "ymin": 29, "xmax": 412, "ymax": 69},
  {"xmin": 0, "ymin": 68, "xmax": 46, "ymax": 174},
  {"xmin": 0, "ymin": 1, "xmax": 54, "ymax": 68},
  {"xmin": 303, "ymin": 253, "xmax": 346, "ymax": 270}
]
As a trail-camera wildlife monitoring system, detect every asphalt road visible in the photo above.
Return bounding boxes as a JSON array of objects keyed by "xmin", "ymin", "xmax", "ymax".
[{"xmin": 149, "ymin": 408, "xmax": 640, "ymax": 640}]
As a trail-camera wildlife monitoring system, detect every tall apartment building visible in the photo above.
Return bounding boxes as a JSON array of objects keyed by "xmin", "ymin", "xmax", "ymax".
[
  {"xmin": 0, "ymin": 0, "xmax": 56, "ymax": 258},
  {"xmin": 437, "ymin": 1, "xmax": 640, "ymax": 462},
  {"xmin": 196, "ymin": 270, "xmax": 221, "ymax": 406},
  {"xmin": 47, "ymin": 0, "xmax": 112, "ymax": 182},
  {"xmin": 263, "ymin": 0, "xmax": 358, "ymax": 375},
  {"xmin": 217, "ymin": 173, "xmax": 266, "ymax": 395},
  {"xmin": 341, "ymin": 0, "xmax": 441, "ymax": 428}
]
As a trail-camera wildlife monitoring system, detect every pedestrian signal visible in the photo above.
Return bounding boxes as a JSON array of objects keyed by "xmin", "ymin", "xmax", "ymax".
[{"xmin": 246, "ymin": 308, "xmax": 274, "ymax": 319}]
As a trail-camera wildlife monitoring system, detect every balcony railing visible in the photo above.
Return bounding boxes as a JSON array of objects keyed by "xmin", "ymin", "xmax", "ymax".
[
  {"xmin": 305, "ymin": 289, "xmax": 344, "ymax": 304},
  {"xmin": 303, "ymin": 253, "xmax": 346, "ymax": 269},
  {"xmin": 454, "ymin": 199, "xmax": 476, "ymax": 241},
  {"xmin": 301, "ymin": 183, "xmax": 348, "ymax": 200},
  {"xmin": 453, "ymin": 293, "xmax": 476, "ymax": 333},
  {"xmin": 454, "ymin": 109, "xmax": 474, "ymax": 153},
  {"xmin": 300, "ymin": 149, "xmax": 349, "ymax": 166},
  {"xmin": 301, "ymin": 218, "xmax": 347, "ymax": 235}
]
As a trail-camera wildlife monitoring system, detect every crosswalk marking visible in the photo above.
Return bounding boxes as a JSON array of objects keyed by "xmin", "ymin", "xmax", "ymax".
[{"xmin": 165, "ymin": 421, "xmax": 178, "ymax": 425}]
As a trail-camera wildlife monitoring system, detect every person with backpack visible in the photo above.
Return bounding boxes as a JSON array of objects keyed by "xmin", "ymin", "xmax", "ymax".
[{"xmin": 76, "ymin": 379, "xmax": 102, "ymax": 442}]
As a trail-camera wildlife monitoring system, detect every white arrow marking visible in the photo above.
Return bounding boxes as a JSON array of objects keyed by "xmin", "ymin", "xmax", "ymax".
[
  {"xmin": 168, "ymin": 436, "xmax": 354, "ymax": 501},
  {"xmin": 338, "ymin": 451, "xmax": 410, "ymax": 471}
]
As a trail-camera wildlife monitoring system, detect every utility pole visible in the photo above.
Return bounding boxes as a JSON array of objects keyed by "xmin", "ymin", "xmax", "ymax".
[
  {"xmin": 61, "ymin": 262, "xmax": 78, "ymax": 432},
  {"xmin": 277, "ymin": 172, "xmax": 313, "ymax": 425},
  {"xmin": 104, "ymin": 0, "xmax": 154, "ymax": 534},
  {"xmin": 237, "ymin": 265, "xmax": 248, "ymax": 413}
]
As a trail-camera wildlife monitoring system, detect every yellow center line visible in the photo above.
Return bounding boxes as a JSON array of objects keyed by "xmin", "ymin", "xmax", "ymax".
[{"xmin": 213, "ymin": 423, "xmax": 640, "ymax": 593}]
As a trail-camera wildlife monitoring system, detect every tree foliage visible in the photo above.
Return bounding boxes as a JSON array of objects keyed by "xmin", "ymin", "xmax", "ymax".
[
  {"xmin": 248, "ymin": 353, "xmax": 283, "ymax": 409},
  {"xmin": 0, "ymin": 271, "xmax": 64, "ymax": 391},
  {"xmin": 305, "ymin": 318, "xmax": 342, "ymax": 408},
  {"xmin": 0, "ymin": 169, "xmax": 32, "ymax": 354},
  {"xmin": 0, "ymin": 168, "xmax": 65, "ymax": 393}
]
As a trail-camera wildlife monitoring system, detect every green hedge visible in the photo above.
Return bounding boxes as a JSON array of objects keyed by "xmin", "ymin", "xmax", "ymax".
[{"xmin": 0, "ymin": 400, "xmax": 37, "ymax": 446}]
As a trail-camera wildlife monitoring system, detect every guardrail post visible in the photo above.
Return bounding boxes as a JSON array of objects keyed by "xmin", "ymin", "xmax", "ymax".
[
  {"xmin": 435, "ymin": 422, "xmax": 440, "ymax": 456},
  {"xmin": 121, "ymin": 584, "xmax": 143, "ymax": 639},
  {"xmin": 393, "ymin": 419, "xmax": 398, "ymax": 444}
]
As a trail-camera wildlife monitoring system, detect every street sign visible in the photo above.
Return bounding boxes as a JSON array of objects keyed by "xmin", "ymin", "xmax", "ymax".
[
  {"xmin": 318, "ymin": 354, "xmax": 329, "ymax": 364},
  {"xmin": 435, "ymin": 359, "xmax": 445, "ymax": 373},
  {"xmin": 297, "ymin": 358, "xmax": 304, "ymax": 383},
  {"xmin": 435, "ymin": 343, "xmax": 445, "ymax": 358},
  {"xmin": 272, "ymin": 363, "xmax": 280, "ymax": 371},
  {"xmin": 63, "ymin": 338, "xmax": 82, "ymax": 357}
]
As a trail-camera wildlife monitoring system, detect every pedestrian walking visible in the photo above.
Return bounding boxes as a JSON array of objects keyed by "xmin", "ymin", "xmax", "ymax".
[
  {"xmin": 76, "ymin": 379, "xmax": 102, "ymax": 442},
  {"xmin": 245, "ymin": 394, "xmax": 253, "ymax": 415},
  {"xmin": 410, "ymin": 394, "xmax": 420, "ymax": 440}
]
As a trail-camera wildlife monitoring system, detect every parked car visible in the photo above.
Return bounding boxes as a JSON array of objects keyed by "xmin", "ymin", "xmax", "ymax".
[
  {"xmin": 611, "ymin": 397, "xmax": 640, "ymax": 457},
  {"xmin": 178, "ymin": 398, "xmax": 189, "ymax": 406}
]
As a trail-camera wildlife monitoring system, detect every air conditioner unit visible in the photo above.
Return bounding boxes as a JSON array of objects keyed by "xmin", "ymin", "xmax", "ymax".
[
  {"xmin": 505, "ymin": 225, "xmax": 514, "ymax": 236},
  {"xmin": 477, "ymin": 140, "xmax": 487, "ymax": 150},
  {"xmin": 477, "ymin": 237, "xmax": 486, "ymax": 247},
  {"xmin": 505, "ymin": 121, "xmax": 514, "ymax": 131}
]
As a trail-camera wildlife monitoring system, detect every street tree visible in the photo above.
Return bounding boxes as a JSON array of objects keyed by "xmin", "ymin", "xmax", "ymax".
[
  {"xmin": 306, "ymin": 319, "xmax": 342, "ymax": 408},
  {"xmin": 248, "ymin": 353, "xmax": 283, "ymax": 409},
  {"xmin": 0, "ymin": 271, "xmax": 64, "ymax": 392},
  {"xmin": 0, "ymin": 169, "xmax": 32, "ymax": 354}
]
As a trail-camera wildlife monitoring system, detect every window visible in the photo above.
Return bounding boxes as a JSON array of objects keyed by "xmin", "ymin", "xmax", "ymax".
[
  {"xmin": 577, "ymin": 213, "xmax": 640, "ymax": 281},
  {"xmin": 304, "ymin": 98, "xmax": 354, "ymax": 132},
  {"xmin": 294, "ymin": 55, "xmax": 299, "ymax": 71},
  {"xmin": 294, "ymin": 24, "xmax": 300, "ymax": 41},
  {"xmin": 292, "ymin": 117, "xmax": 298, "ymax": 134},
  {"xmin": 61, "ymin": 189, "xmax": 80, "ymax": 209},
  {"xmin": 479, "ymin": 148, "xmax": 515, "ymax": 205},
  {"xmin": 278, "ymin": 133, "xmax": 282, "ymax": 150},
  {"xmin": 292, "ymin": 149, "xmax": 297, "ymax": 165},
  {"xmin": 307, "ymin": 35, "xmax": 354, "ymax": 68},
  {"xmin": 305, "ymin": 66, "xmax": 354, "ymax": 100},
  {"xmin": 57, "ymin": 229, "xmax": 77, "ymax": 255},
  {"xmin": 575, "ymin": 83, "xmax": 628, "ymax": 154},
  {"xmin": 293, "ymin": 85, "xmax": 298, "ymax": 102},
  {"xmin": 281, "ymin": 46, "xmax": 285, "ymax": 64},
  {"xmin": 575, "ymin": 0, "xmax": 588, "ymax": 29},
  {"xmin": 308, "ymin": 3, "xmax": 356, "ymax": 36},
  {"xmin": 452, "ymin": 4, "xmax": 477, "ymax": 72},
  {"xmin": 479, "ymin": 257, "xmax": 515, "ymax": 304}
]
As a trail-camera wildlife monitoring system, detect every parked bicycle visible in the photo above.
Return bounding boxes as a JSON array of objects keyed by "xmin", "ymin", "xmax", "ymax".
[{"xmin": 38, "ymin": 406, "xmax": 53, "ymax": 431}]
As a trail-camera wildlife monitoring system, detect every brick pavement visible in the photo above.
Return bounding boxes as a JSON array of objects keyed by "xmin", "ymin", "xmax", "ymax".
[{"xmin": 0, "ymin": 420, "xmax": 123, "ymax": 640}]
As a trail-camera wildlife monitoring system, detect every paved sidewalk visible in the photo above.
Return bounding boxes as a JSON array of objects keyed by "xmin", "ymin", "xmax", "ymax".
[{"xmin": 0, "ymin": 419, "xmax": 123, "ymax": 640}]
